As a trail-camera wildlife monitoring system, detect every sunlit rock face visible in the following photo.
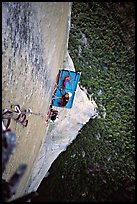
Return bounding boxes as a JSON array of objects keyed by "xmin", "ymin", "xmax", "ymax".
[
  {"xmin": 26, "ymin": 51, "xmax": 98, "ymax": 194},
  {"xmin": 2, "ymin": 2, "xmax": 98, "ymax": 200},
  {"xmin": 2, "ymin": 2, "xmax": 71, "ymax": 199}
]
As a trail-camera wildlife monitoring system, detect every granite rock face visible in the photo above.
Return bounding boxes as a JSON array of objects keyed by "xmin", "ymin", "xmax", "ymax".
[
  {"xmin": 2, "ymin": 2, "xmax": 97, "ymax": 200},
  {"xmin": 25, "ymin": 51, "xmax": 98, "ymax": 194},
  {"xmin": 2, "ymin": 2, "xmax": 71, "ymax": 199}
]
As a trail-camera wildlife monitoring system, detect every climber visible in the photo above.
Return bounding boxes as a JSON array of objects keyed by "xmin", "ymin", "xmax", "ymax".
[
  {"xmin": 45, "ymin": 105, "xmax": 58, "ymax": 122},
  {"xmin": 58, "ymin": 92, "xmax": 72, "ymax": 107},
  {"xmin": 61, "ymin": 75, "xmax": 71, "ymax": 90},
  {"xmin": 50, "ymin": 109, "xmax": 59, "ymax": 121}
]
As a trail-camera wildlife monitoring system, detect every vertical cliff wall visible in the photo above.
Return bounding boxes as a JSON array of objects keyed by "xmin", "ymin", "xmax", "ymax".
[
  {"xmin": 2, "ymin": 2, "xmax": 71, "ymax": 199},
  {"xmin": 2, "ymin": 2, "xmax": 98, "ymax": 201},
  {"xmin": 25, "ymin": 51, "xmax": 98, "ymax": 194}
]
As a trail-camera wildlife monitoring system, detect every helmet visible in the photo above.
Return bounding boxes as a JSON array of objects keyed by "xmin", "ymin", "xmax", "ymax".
[{"xmin": 68, "ymin": 92, "xmax": 72, "ymax": 98}]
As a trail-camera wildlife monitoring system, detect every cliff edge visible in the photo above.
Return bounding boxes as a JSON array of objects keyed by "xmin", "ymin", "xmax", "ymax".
[{"xmin": 2, "ymin": 2, "xmax": 97, "ymax": 200}]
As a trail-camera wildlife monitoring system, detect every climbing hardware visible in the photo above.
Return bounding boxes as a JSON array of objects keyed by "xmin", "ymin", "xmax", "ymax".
[
  {"xmin": 2, "ymin": 105, "xmax": 29, "ymax": 128},
  {"xmin": 2, "ymin": 111, "xmax": 38, "ymax": 202}
]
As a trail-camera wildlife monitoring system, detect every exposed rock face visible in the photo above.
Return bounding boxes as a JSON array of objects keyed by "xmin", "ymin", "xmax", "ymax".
[
  {"xmin": 25, "ymin": 51, "xmax": 98, "ymax": 194},
  {"xmin": 2, "ymin": 2, "xmax": 97, "ymax": 200},
  {"xmin": 2, "ymin": 2, "xmax": 71, "ymax": 199}
]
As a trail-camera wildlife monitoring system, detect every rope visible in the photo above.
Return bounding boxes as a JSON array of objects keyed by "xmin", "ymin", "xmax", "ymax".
[{"xmin": 2, "ymin": 102, "xmax": 58, "ymax": 127}]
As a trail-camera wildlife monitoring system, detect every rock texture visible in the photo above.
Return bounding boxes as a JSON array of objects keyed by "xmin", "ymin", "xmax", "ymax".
[
  {"xmin": 25, "ymin": 52, "xmax": 98, "ymax": 193},
  {"xmin": 2, "ymin": 2, "xmax": 97, "ymax": 200},
  {"xmin": 2, "ymin": 2, "xmax": 71, "ymax": 199}
]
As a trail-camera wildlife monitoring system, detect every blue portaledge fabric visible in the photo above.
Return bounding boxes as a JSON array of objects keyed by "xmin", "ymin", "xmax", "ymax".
[{"xmin": 52, "ymin": 70, "xmax": 81, "ymax": 109}]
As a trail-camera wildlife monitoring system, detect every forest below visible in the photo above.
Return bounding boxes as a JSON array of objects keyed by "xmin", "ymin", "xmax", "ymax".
[{"xmin": 32, "ymin": 2, "xmax": 135, "ymax": 202}]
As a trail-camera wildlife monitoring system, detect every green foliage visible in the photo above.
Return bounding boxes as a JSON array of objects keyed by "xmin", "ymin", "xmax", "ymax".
[{"xmin": 33, "ymin": 2, "xmax": 135, "ymax": 203}]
